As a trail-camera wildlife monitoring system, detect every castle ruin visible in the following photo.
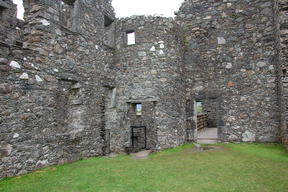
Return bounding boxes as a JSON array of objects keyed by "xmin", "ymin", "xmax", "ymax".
[{"xmin": 0, "ymin": 0, "xmax": 288, "ymax": 178}]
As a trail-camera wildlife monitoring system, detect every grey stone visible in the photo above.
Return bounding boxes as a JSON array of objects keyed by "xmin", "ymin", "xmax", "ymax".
[
  {"xmin": 0, "ymin": 65, "xmax": 11, "ymax": 72},
  {"xmin": 40, "ymin": 19, "xmax": 50, "ymax": 26},
  {"xmin": 138, "ymin": 51, "xmax": 146, "ymax": 57},
  {"xmin": 9, "ymin": 61, "xmax": 21, "ymax": 69},
  {"xmin": 217, "ymin": 37, "xmax": 226, "ymax": 45},
  {"xmin": 195, "ymin": 143, "xmax": 201, "ymax": 148},
  {"xmin": 226, "ymin": 63, "xmax": 232, "ymax": 69},
  {"xmin": 0, "ymin": 144, "xmax": 12, "ymax": 158},
  {"xmin": 0, "ymin": 0, "xmax": 287, "ymax": 179},
  {"xmin": 242, "ymin": 131, "xmax": 256, "ymax": 142},
  {"xmin": 0, "ymin": 83, "xmax": 12, "ymax": 94},
  {"xmin": 0, "ymin": 58, "xmax": 8, "ymax": 64},
  {"xmin": 35, "ymin": 75, "xmax": 43, "ymax": 82},
  {"xmin": 256, "ymin": 61, "xmax": 266, "ymax": 67},
  {"xmin": 19, "ymin": 73, "xmax": 29, "ymax": 80},
  {"xmin": 13, "ymin": 133, "xmax": 19, "ymax": 138}
]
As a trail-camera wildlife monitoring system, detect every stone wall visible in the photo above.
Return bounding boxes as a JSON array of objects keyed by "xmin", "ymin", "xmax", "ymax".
[
  {"xmin": 279, "ymin": 0, "xmax": 288, "ymax": 146},
  {"xmin": 0, "ymin": 0, "xmax": 287, "ymax": 178},
  {"xmin": 109, "ymin": 16, "xmax": 186, "ymax": 151},
  {"xmin": 0, "ymin": 0, "xmax": 115, "ymax": 178},
  {"xmin": 176, "ymin": 0, "xmax": 281, "ymax": 142},
  {"xmin": 0, "ymin": 0, "xmax": 23, "ymax": 45}
]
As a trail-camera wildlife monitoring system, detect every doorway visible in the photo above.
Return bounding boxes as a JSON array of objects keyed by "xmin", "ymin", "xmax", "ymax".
[
  {"xmin": 195, "ymin": 100, "xmax": 218, "ymax": 144},
  {"xmin": 127, "ymin": 101, "xmax": 157, "ymax": 152},
  {"xmin": 131, "ymin": 126, "xmax": 147, "ymax": 152}
]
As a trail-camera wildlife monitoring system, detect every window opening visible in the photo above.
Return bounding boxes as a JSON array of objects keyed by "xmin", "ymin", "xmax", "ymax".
[
  {"xmin": 126, "ymin": 30, "xmax": 135, "ymax": 45},
  {"xmin": 60, "ymin": 0, "xmax": 75, "ymax": 28},
  {"xmin": 0, "ymin": 7, "xmax": 4, "ymax": 18},
  {"xmin": 104, "ymin": 15, "xmax": 114, "ymax": 27},
  {"xmin": 131, "ymin": 126, "xmax": 147, "ymax": 152},
  {"xmin": 196, "ymin": 101, "xmax": 203, "ymax": 114},
  {"xmin": 62, "ymin": 0, "xmax": 76, "ymax": 6},
  {"xmin": 135, "ymin": 103, "xmax": 142, "ymax": 116},
  {"xmin": 12, "ymin": 0, "xmax": 24, "ymax": 20},
  {"xmin": 110, "ymin": 88, "xmax": 117, "ymax": 108},
  {"xmin": 283, "ymin": 69, "xmax": 287, "ymax": 76}
]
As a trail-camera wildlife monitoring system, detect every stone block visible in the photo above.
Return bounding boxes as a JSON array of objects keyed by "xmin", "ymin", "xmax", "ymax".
[{"xmin": 0, "ymin": 83, "xmax": 12, "ymax": 94}]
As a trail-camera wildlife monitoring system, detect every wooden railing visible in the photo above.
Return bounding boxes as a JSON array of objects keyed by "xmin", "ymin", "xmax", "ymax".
[{"xmin": 197, "ymin": 113, "xmax": 208, "ymax": 130}]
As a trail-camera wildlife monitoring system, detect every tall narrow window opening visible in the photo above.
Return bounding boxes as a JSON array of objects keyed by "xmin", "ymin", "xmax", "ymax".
[
  {"xmin": 283, "ymin": 68, "xmax": 287, "ymax": 76},
  {"xmin": 126, "ymin": 30, "xmax": 135, "ymax": 45},
  {"xmin": 135, "ymin": 103, "xmax": 142, "ymax": 116},
  {"xmin": 103, "ymin": 15, "xmax": 115, "ymax": 47},
  {"xmin": 0, "ymin": 7, "xmax": 4, "ymax": 18},
  {"xmin": 12, "ymin": 0, "xmax": 24, "ymax": 20},
  {"xmin": 110, "ymin": 88, "xmax": 117, "ymax": 108},
  {"xmin": 196, "ymin": 101, "xmax": 203, "ymax": 114},
  {"xmin": 104, "ymin": 15, "xmax": 114, "ymax": 27},
  {"xmin": 60, "ymin": 0, "xmax": 75, "ymax": 28}
]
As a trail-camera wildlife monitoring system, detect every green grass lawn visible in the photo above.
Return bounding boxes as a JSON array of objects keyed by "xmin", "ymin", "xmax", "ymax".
[{"xmin": 0, "ymin": 143, "xmax": 288, "ymax": 192}]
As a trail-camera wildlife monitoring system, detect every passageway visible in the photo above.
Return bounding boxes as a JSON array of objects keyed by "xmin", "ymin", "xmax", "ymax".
[{"xmin": 195, "ymin": 101, "xmax": 218, "ymax": 144}]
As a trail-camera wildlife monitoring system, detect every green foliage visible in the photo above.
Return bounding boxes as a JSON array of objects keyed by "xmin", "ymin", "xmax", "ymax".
[
  {"xmin": 1, "ymin": 143, "xmax": 288, "ymax": 192},
  {"xmin": 196, "ymin": 102, "xmax": 203, "ymax": 113}
]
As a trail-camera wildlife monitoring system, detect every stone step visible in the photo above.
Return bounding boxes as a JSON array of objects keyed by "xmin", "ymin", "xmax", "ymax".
[
  {"xmin": 130, "ymin": 150, "xmax": 152, "ymax": 160},
  {"xmin": 197, "ymin": 139, "xmax": 219, "ymax": 144},
  {"xmin": 198, "ymin": 137, "xmax": 218, "ymax": 140}
]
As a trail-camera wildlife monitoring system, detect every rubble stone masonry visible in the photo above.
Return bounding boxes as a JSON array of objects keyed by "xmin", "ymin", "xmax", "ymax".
[{"xmin": 0, "ymin": 0, "xmax": 287, "ymax": 178}]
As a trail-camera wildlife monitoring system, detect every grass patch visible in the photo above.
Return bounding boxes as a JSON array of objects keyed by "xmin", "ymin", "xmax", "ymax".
[{"xmin": 0, "ymin": 143, "xmax": 288, "ymax": 192}]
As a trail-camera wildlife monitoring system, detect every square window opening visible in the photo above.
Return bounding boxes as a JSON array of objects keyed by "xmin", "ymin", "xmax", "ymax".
[{"xmin": 126, "ymin": 31, "xmax": 135, "ymax": 45}]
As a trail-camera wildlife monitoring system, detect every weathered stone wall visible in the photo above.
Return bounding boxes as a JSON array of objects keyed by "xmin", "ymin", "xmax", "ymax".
[
  {"xmin": 176, "ymin": 0, "xmax": 281, "ymax": 142},
  {"xmin": 279, "ymin": 0, "xmax": 288, "ymax": 146},
  {"xmin": 109, "ymin": 16, "xmax": 186, "ymax": 151},
  {"xmin": 0, "ymin": 0, "xmax": 115, "ymax": 178},
  {"xmin": 0, "ymin": 0, "xmax": 287, "ymax": 179},
  {"xmin": 0, "ymin": 0, "xmax": 23, "ymax": 45}
]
